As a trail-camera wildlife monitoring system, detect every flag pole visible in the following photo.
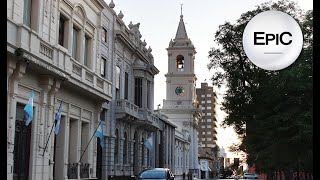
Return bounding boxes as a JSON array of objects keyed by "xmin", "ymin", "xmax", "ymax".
[
  {"xmin": 41, "ymin": 119, "xmax": 56, "ymax": 156},
  {"xmin": 78, "ymin": 120, "xmax": 102, "ymax": 164}
]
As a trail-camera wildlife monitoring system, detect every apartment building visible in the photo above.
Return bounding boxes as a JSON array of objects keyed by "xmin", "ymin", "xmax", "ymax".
[{"xmin": 196, "ymin": 82, "xmax": 218, "ymax": 148}]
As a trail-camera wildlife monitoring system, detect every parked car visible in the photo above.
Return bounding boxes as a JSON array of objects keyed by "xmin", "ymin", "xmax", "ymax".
[
  {"xmin": 137, "ymin": 168, "xmax": 175, "ymax": 180},
  {"xmin": 243, "ymin": 173, "xmax": 258, "ymax": 179}
]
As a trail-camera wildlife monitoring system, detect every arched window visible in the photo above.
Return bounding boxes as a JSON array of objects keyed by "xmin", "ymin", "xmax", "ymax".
[
  {"xmin": 176, "ymin": 55, "xmax": 184, "ymax": 71},
  {"xmin": 123, "ymin": 132, "xmax": 128, "ymax": 164},
  {"xmin": 114, "ymin": 129, "xmax": 119, "ymax": 164}
]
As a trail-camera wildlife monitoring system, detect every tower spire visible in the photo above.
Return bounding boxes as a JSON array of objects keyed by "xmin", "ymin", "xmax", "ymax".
[{"xmin": 175, "ymin": 4, "xmax": 188, "ymax": 39}]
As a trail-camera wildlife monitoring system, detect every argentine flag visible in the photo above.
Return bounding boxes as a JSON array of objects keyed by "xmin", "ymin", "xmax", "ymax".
[
  {"xmin": 144, "ymin": 132, "xmax": 154, "ymax": 150},
  {"xmin": 95, "ymin": 120, "xmax": 105, "ymax": 148},
  {"xmin": 24, "ymin": 90, "xmax": 35, "ymax": 126},
  {"xmin": 54, "ymin": 102, "xmax": 63, "ymax": 135}
]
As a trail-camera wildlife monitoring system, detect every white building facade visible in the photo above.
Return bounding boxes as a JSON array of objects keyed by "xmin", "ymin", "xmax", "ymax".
[
  {"xmin": 7, "ymin": 0, "xmax": 113, "ymax": 179},
  {"xmin": 161, "ymin": 14, "xmax": 201, "ymax": 180},
  {"xmin": 7, "ymin": 0, "xmax": 179, "ymax": 180},
  {"xmin": 99, "ymin": 2, "xmax": 177, "ymax": 179}
]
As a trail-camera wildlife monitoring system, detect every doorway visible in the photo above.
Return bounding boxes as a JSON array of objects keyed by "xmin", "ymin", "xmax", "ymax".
[{"xmin": 13, "ymin": 103, "xmax": 32, "ymax": 180}]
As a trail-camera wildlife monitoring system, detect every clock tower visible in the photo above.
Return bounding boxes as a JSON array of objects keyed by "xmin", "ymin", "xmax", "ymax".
[{"xmin": 162, "ymin": 13, "xmax": 200, "ymax": 178}]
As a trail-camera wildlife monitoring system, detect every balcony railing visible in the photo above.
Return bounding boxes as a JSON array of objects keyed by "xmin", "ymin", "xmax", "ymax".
[
  {"xmin": 80, "ymin": 163, "xmax": 90, "ymax": 178},
  {"xmin": 115, "ymin": 99, "xmax": 161, "ymax": 128},
  {"xmin": 115, "ymin": 99, "xmax": 140, "ymax": 119},
  {"xmin": 163, "ymin": 100, "xmax": 199, "ymax": 109},
  {"xmin": 67, "ymin": 163, "xmax": 78, "ymax": 179}
]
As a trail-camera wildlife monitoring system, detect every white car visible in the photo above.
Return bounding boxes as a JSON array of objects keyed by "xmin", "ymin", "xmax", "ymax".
[{"xmin": 243, "ymin": 173, "xmax": 258, "ymax": 179}]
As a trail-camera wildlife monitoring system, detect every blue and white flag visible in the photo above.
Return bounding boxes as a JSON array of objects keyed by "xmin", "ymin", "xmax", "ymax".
[
  {"xmin": 24, "ymin": 90, "xmax": 35, "ymax": 126},
  {"xmin": 54, "ymin": 102, "xmax": 63, "ymax": 135},
  {"xmin": 95, "ymin": 120, "xmax": 105, "ymax": 148},
  {"xmin": 144, "ymin": 132, "xmax": 154, "ymax": 150}
]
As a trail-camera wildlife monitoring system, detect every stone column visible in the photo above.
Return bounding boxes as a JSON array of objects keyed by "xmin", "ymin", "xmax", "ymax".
[
  {"xmin": 129, "ymin": 139, "xmax": 134, "ymax": 174},
  {"xmin": 150, "ymin": 80, "xmax": 154, "ymax": 110},
  {"xmin": 171, "ymin": 128, "xmax": 175, "ymax": 172},
  {"xmin": 155, "ymin": 130, "xmax": 159, "ymax": 167},
  {"xmin": 119, "ymin": 138, "xmax": 124, "ymax": 174},
  {"xmin": 39, "ymin": 75, "xmax": 54, "ymax": 180},
  {"xmin": 67, "ymin": 18, "xmax": 73, "ymax": 55},
  {"xmin": 91, "ymin": 103, "xmax": 103, "ymax": 179},
  {"xmin": 165, "ymin": 126, "xmax": 169, "ymax": 168},
  {"xmin": 77, "ymin": 110, "xmax": 83, "ymax": 179},
  {"xmin": 48, "ymin": 80, "xmax": 61, "ymax": 180},
  {"xmin": 142, "ymin": 78, "xmax": 147, "ymax": 109},
  {"xmin": 7, "ymin": 61, "xmax": 27, "ymax": 180},
  {"xmin": 91, "ymin": 28, "xmax": 97, "ymax": 72},
  {"xmin": 79, "ymin": 29, "xmax": 85, "ymax": 65}
]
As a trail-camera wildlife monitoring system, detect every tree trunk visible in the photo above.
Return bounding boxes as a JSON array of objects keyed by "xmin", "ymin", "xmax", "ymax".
[
  {"xmin": 305, "ymin": 172, "xmax": 308, "ymax": 180},
  {"xmin": 267, "ymin": 171, "xmax": 273, "ymax": 180},
  {"xmin": 283, "ymin": 169, "xmax": 291, "ymax": 180}
]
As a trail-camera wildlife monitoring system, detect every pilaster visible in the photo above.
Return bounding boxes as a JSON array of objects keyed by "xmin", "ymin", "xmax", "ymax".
[
  {"xmin": 47, "ymin": 79, "xmax": 61, "ymax": 180},
  {"xmin": 7, "ymin": 61, "xmax": 27, "ymax": 180},
  {"xmin": 38, "ymin": 75, "xmax": 54, "ymax": 180}
]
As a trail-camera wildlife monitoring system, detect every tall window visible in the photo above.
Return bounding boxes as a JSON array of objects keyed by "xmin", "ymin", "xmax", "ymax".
[
  {"xmin": 114, "ymin": 129, "xmax": 119, "ymax": 164},
  {"xmin": 135, "ymin": 78, "xmax": 142, "ymax": 107},
  {"xmin": 123, "ymin": 132, "xmax": 128, "ymax": 164},
  {"xmin": 72, "ymin": 27, "xmax": 79, "ymax": 60},
  {"xmin": 23, "ymin": 0, "xmax": 32, "ymax": 27},
  {"xmin": 101, "ymin": 58, "xmax": 107, "ymax": 77},
  {"xmin": 102, "ymin": 28, "xmax": 107, "ymax": 43},
  {"xmin": 115, "ymin": 66, "xmax": 120, "ymax": 99},
  {"xmin": 58, "ymin": 15, "xmax": 66, "ymax": 46},
  {"xmin": 84, "ymin": 35, "xmax": 90, "ymax": 67},
  {"xmin": 124, "ymin": 72, "xmax": 129, "ymax": 99}
]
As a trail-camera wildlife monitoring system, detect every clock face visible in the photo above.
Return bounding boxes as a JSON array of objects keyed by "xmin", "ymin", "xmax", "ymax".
[{"xmin": 175, "ymin": 86, "xmax": 185, "ymax": 96}]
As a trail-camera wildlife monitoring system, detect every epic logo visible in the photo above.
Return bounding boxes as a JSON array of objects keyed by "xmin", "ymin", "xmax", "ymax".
[
  {"xmin": 242, "ymin": 10, "xmax": 303, "ymax": 71},
  {"xmin": 254, "ymin": 32, "xmax": 292, "ymax": 45}
]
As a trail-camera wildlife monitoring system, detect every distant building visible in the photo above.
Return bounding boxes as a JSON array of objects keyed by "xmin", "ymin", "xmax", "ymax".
[
  {"xmin": 196, "ymin": 82, "xmax": 218, "ymax": 148},
  {"xmin": 198, "ymin": 148, "xmax": 216, "ymax": 179}
]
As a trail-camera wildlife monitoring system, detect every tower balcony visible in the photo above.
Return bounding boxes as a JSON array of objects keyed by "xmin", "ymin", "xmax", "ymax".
[{"xmin": 163, "ymin": 100, "xmax": 198, "ymax": 109}]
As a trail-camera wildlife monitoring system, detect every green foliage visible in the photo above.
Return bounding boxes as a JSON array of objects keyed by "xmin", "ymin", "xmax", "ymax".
[{"xmin": 208, "ymin": 0, "xmax": 312, "ymax": 174}]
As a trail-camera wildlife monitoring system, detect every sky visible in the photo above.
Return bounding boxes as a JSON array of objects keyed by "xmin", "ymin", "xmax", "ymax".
[{"xmin": 111, "ymin": 0, "xmax": 313, "ymax": 158}]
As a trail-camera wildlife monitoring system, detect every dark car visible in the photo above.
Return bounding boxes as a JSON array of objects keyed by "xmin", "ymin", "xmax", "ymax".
[{"xmin": 137, "ymin": 168, "xmax": 175, "ymax": 180}]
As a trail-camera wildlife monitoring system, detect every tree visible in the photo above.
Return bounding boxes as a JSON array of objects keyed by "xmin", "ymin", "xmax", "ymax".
[{"xmin": 207, "ymin": 0, "xmax": 313, "ymax": 178}]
